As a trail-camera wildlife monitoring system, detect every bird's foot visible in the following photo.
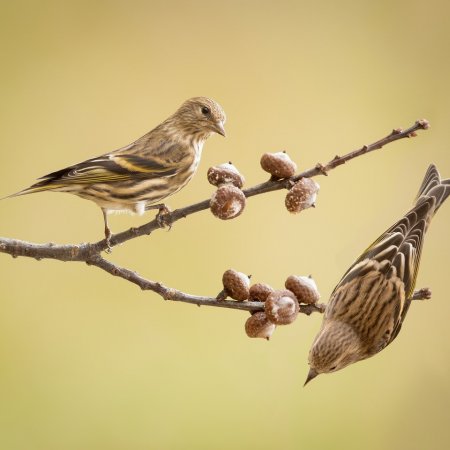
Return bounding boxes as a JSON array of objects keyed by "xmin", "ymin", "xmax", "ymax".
[{"xmin": 149, "ymin": 204, "xmax": 173, "ymax": 230}]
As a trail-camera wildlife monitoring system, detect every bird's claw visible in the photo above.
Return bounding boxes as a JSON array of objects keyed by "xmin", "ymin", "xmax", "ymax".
[{"xmin": 156, "ymin": 205, "xmax": 173, "ymax": 230}]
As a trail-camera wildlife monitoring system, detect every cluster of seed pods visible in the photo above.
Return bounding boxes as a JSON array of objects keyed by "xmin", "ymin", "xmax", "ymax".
[
  {"xmin": 220, "ymin": 269, "xmax": 321, "ymax": 340},
  {"xmin": 208, "ymin": 151, "xmax": 322, "ymax": 339},
  {"xmin": 208, "ymin": 151, "xmax": 320, "ymax": 219},
  {"xmin": 208, "ymin": 163, "xmax": 246, "ymax": 219}
]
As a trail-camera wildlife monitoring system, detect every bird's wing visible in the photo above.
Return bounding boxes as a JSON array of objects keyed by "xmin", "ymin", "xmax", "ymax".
[
  {"xmin": 334, "ymin": 165, "xmax": 446, "ymax": 301},
  {"xmin": 343, "ymin": 200, "xmax": 432, "ymax": 298},
  {"xmin": 329, "ymin": 200, "xmax": 432, "ymax": 304},
  {"xmin": 39, "ymin": 152, "xmax": 181, "ymax": 184},
  {"xmin": 13, "ymin": 141, "xmax": 185, "ymax": 195}
]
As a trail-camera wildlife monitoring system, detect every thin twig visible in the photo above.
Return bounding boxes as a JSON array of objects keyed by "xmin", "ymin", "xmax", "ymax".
[
  {"xmin": 87, "ymin": 255, "xmax": 431, "ymax": 316},
  {"xmin": 0, "ymin": 119, "xmax": 430, "ymax": 313},
  {"xmin": 87, "ymin": 254, "xmax": 428, "ymax": 312},
  {"xmin": 410, "ymin": 287, "xmax": 432, "ymax": 300}
]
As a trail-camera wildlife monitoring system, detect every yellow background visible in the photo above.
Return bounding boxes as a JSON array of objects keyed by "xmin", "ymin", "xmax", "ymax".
[{"xmin": 1, "ymin": 1, "xmax": 449, "ymax": 449}]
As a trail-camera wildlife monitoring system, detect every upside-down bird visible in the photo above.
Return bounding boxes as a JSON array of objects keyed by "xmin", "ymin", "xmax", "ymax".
[{"xmin": 306, "ymin": 164, "xmax": 449, "ymax": 385}]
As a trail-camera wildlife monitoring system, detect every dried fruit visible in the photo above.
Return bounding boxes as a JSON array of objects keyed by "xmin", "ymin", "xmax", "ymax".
[
  {"xmin": 248, "ymin": 283, "xmax": 274, "ymax": 302},
  {"xmin": 260, "ymin": 151, "xmax": 297, "ymax": 179},
  {"xmin": 285, "ymin": 177, "xmax": 320, "ymax": 213},
  {"xmin": 207, "ymin": 162, "xmax": 245, "ymax": 188},
  {"xmin": 265, "ymin": 290, "xmax": 299, "ymax": 325},
  {"xmin": 285, "ymin": 275, "xmax": 320, "ymax": 304},
  {"xmin": 222, "ymin": 269, "xmax": 250, "ymax": 301},
  {"xmin": 210, "ymin": 185, "xmax": 246, "ymax": 220},
  {"xmin": 245, "ymin": 311, "xmax": 276, "ymax": 340}
]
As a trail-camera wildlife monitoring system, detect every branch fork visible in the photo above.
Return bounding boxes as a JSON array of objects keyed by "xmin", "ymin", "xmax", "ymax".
[{"xmin": 0, "ymin": 119, "xmax": 431, "ymax": 314}]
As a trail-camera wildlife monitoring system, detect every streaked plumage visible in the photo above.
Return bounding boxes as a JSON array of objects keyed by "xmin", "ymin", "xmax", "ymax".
[
  {"xmin": 7, "ymin": 97, "xmax": 226, "ymax": 242},
  {"xmin": 306, "ymin": 165, "xmax": 450, "ymax": 384}
]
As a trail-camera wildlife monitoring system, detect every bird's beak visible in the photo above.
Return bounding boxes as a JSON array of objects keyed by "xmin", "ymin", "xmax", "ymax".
[
  {"xmin": 213, "ymin": 121, "xmax": 226, "ymax": 137},
  {"xmin": 304, "ymin": 368, "xmax": 318, "ymax": 386}
]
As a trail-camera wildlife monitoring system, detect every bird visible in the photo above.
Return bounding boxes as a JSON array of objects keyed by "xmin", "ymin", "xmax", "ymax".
[
  {"xmin": 6, "ymin": 97, "xmax": 226, "ymax": 245},
  {"xmin": 305, "ymin": 164, "xmax": 449, "ymax": 385}
]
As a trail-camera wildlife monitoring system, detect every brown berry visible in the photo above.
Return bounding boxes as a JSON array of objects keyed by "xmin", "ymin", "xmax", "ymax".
[
  {"xmin": 285, "ymin": 275, "xmax": 320, "ymax": 304},
  {"xmin": 260, "ymin": 151, "xmax": 297, "ymax": 179},
  {"xmin": 249, "ymin": 283, "xmax": 274, "ymax": 302},
  {"xmin": 265, "ymin": 290, "xmax": 299, "ymax": 325},
  {"xmin": 210, "ymin": 185, "xmax": 246, "ymax": 220},
  {"xmin": 207, "ymin": 162, "xmax": 245, "ymax": 188},
  {"xmin": 245, "ymin": 311, "xmax": 276, "ymax": 340},
  {"xmin": 222, "ymin": 269, "xmax": 250, "ymax": 301},
  {"xmin": 285, "ymin": 178, "xmax": 320, "ymax": 213}
]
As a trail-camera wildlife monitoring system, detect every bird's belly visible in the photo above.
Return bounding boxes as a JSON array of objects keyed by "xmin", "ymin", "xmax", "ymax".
[
  {"xmin": 69, "ymin": 167, "xmax": 196, "ymax": 213},
  {"xmin": 327, "ymin": 267, "xmax": 406, "ymax": 354}
]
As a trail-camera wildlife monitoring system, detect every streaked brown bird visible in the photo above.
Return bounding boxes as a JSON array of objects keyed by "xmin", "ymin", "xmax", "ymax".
[
  {"xmin": 305, "ymin": 165, "xmax": 450, "ymax": 385},
  {"xmin": 7, "ymin": 97, "xmax": 226, "ymax": 243}
]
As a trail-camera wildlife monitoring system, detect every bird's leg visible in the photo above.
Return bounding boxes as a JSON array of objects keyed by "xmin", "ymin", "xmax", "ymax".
[
  {"xmin": 147, "ymin": 203, "xmax": 173, "ymax": 230},
  {"xmin": 102, "ymin": 209, "xmax": 113, "ymax": 252}
]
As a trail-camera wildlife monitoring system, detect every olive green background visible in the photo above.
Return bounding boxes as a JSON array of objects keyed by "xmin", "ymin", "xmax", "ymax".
[{"xmin": 1, "ymin": 1, "xmax": 449, "ymax": 449}]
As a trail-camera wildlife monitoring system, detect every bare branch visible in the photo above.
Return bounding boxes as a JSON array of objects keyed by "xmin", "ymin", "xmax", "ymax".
[
  {"xmin": 0, "ymin": 119, "xmax": 431, "ymax": 314},
  {"xmin": 87, "ymin": 254, "xmax": 327, "ymax": 313},
  {"xmin": 0, "ymin": 238, "xmax": 99, "ymax": 261},
  {"xmin": 410, "ymin": 287, "xmax": 432, "ymax": 300},
  {"xmin": 87, "ymin": 254, "xmax": 428, "ymax": 314}
]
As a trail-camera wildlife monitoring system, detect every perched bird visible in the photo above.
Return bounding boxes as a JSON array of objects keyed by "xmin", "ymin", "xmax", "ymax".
[
  {"xmin": 306, "ymin": 165, "xmax": 449, "ymax": 385},
  {"xmin": 7, "ymin": 97, "xmax": 226, "ymax": 243}
]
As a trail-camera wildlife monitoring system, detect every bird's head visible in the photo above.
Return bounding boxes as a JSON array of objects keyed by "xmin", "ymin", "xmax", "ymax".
[
  {"xmin": 174, "ymin": 97, "xmax": 226, "ymax": 139},
  {"xmin": 304, "ymin": 321, "xmax": 363, "ymax": 386}
]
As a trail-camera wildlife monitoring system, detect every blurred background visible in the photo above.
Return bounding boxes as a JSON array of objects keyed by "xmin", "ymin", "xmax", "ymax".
[{"xmin": 0, "ymin": 0, "xmax": 449, "ymax": 449}]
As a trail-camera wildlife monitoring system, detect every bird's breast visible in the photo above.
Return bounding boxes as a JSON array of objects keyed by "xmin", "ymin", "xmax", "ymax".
[{"xmin": 326, "ymin": 263, "xmax": 405, "ymax": 355}]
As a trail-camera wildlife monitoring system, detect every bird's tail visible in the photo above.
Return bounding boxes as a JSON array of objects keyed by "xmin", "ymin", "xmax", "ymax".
[
  {"xmin": 414, "ymin": 164, "xmax": 450, "ymax": 215},
  {"xmin": 2, "ymin": 180, "xmax": 63, "ymax": 200},
  {"xmin": 331, "ymin": 164, "xmax": 449, "ymax": 297}
]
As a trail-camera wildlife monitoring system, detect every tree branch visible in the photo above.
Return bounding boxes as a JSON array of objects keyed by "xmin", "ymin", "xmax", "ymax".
[
  {"xmin": 86, "ymin": 254, "xmax": 429, "ymax": 313},
  {"xmin": 410, "ymin": 287, "xmax": 432, "ymax": 300},
  {"xmin": 0, "ymin": 119, "xmax": 430, "ymax": 314}
]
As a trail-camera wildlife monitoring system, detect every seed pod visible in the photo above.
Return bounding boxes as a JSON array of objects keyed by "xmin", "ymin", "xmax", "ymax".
[
  {"xmin": 207, "ymin": 162, "xmax": 245, "ymax": 188},
  {"xmin": 285, "ymin": 177, "xmax": 320, "ymax": 213},
  {"xmin": 285, "ymin": 275, "xmax": 320, "ymax": 304},
  {"xmin": 249, "ymin": 283, "xmax": 274, "ymax": 302},
  {"xmin": 222, "ymin": 269, "xmax": 250, "ymax": 301},
  {"xmin": 260, "ymin": 151, "xmax": 297, "ymax": 179},
  {"xmin": 210, "ymin": 185, "xmax": 246, "ymax": 220},
  {"xmin": 245, "ymin": 311, "xmax": 276, "ymax": 340},
  {"xmin": 265, "ymin": 290, "xmax": 299, "ymax": 325}
]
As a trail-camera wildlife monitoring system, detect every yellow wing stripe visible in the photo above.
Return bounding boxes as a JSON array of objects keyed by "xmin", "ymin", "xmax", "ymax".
[{"xmin": 112, "ymin": 156, "xmax": 161, "ymax": 173}]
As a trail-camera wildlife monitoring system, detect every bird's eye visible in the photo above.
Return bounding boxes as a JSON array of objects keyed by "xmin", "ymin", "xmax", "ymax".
[
  {"xmin": 201, "ymin": 106, "xmax": 210, "ymax": 116},
  {"xmin": 330, "ymin": 366, "xmax": 337, "ymax": 371}
]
